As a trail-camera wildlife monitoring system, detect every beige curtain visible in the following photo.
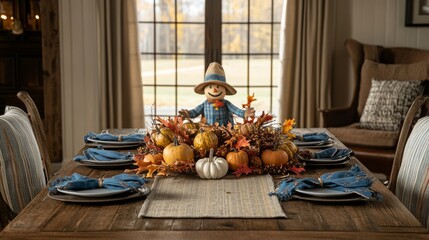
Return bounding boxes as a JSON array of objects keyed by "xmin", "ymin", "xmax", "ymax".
[
  {"xmin": 97, "ymin": 0, "xmax": 144, "ymax": 129},
  {"xmin": 278, "ymin": 0, "xmax": 335, "ymax": 127}
]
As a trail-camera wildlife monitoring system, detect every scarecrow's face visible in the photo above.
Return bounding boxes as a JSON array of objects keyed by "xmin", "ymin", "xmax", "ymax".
[{"xmin": 204, "ymin": 84, "xmax": 226, "ymax": 101}]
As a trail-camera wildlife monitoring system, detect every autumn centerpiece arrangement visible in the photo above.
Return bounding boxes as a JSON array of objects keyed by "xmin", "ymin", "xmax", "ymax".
[
  {"xmin": 127, "ymin": 108, "xmax": 303, "ymax": 178},
  {"xmin": 127, "ymin": 63, "xmax": 303, "ymax": 178}
]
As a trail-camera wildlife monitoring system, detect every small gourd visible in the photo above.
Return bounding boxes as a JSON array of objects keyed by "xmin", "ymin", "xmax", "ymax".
[
  {"xmin": 151, "ymin": 126, "xmax": 175, "ymax": 148},
  {"xmin": 195, "ymin": 148, "xmax": 229, "ymax": 179},
  {"xmin": 193, "ymin": 129, "xmax": 218, "ymax": 152}
]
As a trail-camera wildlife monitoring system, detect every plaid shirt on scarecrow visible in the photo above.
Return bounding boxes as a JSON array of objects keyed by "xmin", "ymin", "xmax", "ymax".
[{"xmin": 188, "ymin": 99, "xmax": 245, "ymax": 126}]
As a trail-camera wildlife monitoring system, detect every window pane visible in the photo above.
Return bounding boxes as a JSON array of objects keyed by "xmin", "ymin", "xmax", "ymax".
[
  {"xmin": 248, "ymin": 87, "xmax": 278, "ymax": 116},
  {"xmin": 156, "ymin": 23, "xmax": 176, "ymax": 53},
  {"xmin": 272, "ymin": 55, "xmax": 280, "ymax": 87},
  {"xmin": 156, "ymin": 86, "xmax": 176, "ymax": 116},
  {"xmin": 143, "ymin": 86, "xmax": 155, "ymax": 120},
  {"xmin": 155, "ymin": 0, "xmax": 175, "ymax": 22},
  {"xmin": 156, "ymin": 55, "xmax": 176, "ymax": 85},
  {"xmin": 222, "ymin": 56, "xmax": 248, "ymax": 87},
  {"xmin": 137, "ymin": 0, "xmax": 154, "ymax": 21},
  {"xmin": 249, "ymin": 56, "xmax": 271, "ymax": 86},
  {"xmin": 224, "ymin": 85, "xmax": 249, "ymax": 125},
  {"xmin": 222, "ymin": 24, "xmax": 248, "ymax": 54},
  {"xmin": 178, "ymin": 0, "xmax": 204, "ymax": 22},
  {"xmin": 273, "ymin": 23, "xmax": 280, "ymax": 54},
  {"xmin": 177, "ymin": 24, "xmax": 204, "ymax": 54},
  {"xmin": 249, "ymin": 24, "xmax": 271, "ymax": 53},
  {"xmin": 273, "ymin": 0, "xmax": 284, "ymax": 22},
  {"xmin": 141, "ymin": 55, "xmax": 155, "ymax": 85},
  {"xmin": 139, "ymin": 23, "xmax": 154, "ymax": 53},
  {"xmin": 222, "ymin": 0, "xmax": 248, "ymax": 22},
  {"xmin": 177, "ymin": 56, "xmax": 204, "ymax": 85},
  {"xmin": 177, "ymin": 86, "xmax": 206, "ymax": 111},
  {"xmin": 250, "ymin": 0, "xmax": 271, "ymax": 22}
]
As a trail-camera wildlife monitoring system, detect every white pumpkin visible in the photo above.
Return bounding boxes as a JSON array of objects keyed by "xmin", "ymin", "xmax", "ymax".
[{"xmin": 195, "ymin": 148, "xmax": 229, "ymax": 179}]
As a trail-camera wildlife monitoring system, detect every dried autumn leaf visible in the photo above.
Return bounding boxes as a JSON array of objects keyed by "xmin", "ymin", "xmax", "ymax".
[
  {"xmin": 235, "ymin": 136, "xmax": 250, "ymax": 149},
  {"xmin": 232, "ymin": 164, "xmax": 253, "ymax": 177}
]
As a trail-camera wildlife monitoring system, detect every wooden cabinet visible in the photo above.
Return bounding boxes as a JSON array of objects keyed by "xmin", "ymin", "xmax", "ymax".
[{"xmin": 0, "ymin": 0, "xmax": 43, "ymax": 117}]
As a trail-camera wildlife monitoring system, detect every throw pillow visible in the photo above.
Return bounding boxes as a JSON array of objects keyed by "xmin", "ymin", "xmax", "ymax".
[
  {"xmin": 360, "ymin": 79, "xmax": 424, "ymax": 131},
  {"xmin": 358, "ymin": 59, "xmax": 429, "ymax": 116}
]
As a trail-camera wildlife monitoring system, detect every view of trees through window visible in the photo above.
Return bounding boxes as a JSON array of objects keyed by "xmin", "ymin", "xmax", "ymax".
[{"xmin": 137, "ymin": 0, "xmax": 284, "ymax": 126}]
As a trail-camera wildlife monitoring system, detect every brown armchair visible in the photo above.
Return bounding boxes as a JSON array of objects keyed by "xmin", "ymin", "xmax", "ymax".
[{"xmin": 321, "ymin": 39, "xmax": 429, "ymax": 178}]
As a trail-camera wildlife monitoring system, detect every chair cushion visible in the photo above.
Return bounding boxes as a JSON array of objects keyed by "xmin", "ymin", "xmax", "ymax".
[
  {"xmin": 0, "ymin": 106, "xmax": 46, "ymax": 214},
  {"xmin": 396, "ymin": 116, "xmax": 429, "ymax": 229},
  {"xmin": 328, "ymin": 123, "xmax": 399, "ymax": 148},
  {"xmin": 359, "ymin": 79, "xmax": 424, "ymax": 131},
  {"xmin": 358, "ymin": 59, "xmax": 429, "ymax": 116}
]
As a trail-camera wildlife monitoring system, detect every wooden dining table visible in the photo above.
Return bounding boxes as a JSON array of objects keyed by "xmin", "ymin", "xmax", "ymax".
[{"xmin": 1, "ymin": 128, "xmax": 428, "ymax": 240}]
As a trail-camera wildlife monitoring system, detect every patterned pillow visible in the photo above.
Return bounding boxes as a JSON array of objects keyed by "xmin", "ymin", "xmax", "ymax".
[
  {"xmin": 0, "ymin": 106, "xmax": 46, "ymax": 214},
  {"xmin": 360, "ymin": 79, "xmax": 424, "ymax": 131}
]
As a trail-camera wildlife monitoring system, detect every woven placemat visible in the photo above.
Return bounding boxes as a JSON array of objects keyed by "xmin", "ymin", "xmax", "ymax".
[{"xmin": 138, "ymin": 174, "xmax": 287, "ymax": 218}]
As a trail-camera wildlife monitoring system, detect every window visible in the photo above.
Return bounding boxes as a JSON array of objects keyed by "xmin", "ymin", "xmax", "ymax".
[{"xmin": 137, "ymin": 0, "xmax": 283, "ymax": 126}]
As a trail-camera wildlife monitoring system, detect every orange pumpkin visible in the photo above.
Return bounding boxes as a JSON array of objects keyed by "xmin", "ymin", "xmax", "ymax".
[
  {"xmin": 163, "ymin": 137, "xmax": 194, "ymax": 165},
  {"xmin": 193, "ymin": 129, "xmax": 218, "ymax": 152},
  {"xmin": 261, "ymin": 149, "xmax": 289, "ymax": 166},
  {"xmin": 226, "ymin": 150, "xmax": 249, "ymax": 170},
  {"xmin": 151, "ymin": 127, "xmax": 175, "ymax": 148},
  {"xmin": 143, "ymin": 153, "xmax": 163, "ymax": 164}
]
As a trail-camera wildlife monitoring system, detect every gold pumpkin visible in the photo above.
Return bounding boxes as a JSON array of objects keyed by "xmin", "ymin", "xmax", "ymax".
[
  {"xmin": 193, "ymin": 129, "xmax": 218, "ymax": 152},
  {"xmin": 151, "ymin": 127, "xmax": 175, "ymax": 148},
  {"xmin": 278, "ymin": 140, "xmax": 298, "ymax": 159},
  {"xmin": 163, "ymin": 137, "xmax": 194, "ymax": 165},
  {"xmin": 226, "ymin": 150, "xmax": 249, "ymax": 171},
  {"xmin": 261, "ymin": 149, "xmax": 289, "ymax": 166},
  {"xmin": 240, "ymin": 123, "xmax": 257, "ymax": 136}
]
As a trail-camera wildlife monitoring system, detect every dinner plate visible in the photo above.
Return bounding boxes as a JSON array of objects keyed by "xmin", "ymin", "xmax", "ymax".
[
  {"xmin": 86, "ymin": 138, "xmax": 144, "ymax": 146},
  {"xmin": 292, "ymin": 193, "xmax": 367, "ymax": 202},
  {"xmin": 75, "ymin": 160, "xmax": 135, "ymax": 168},
  {"xmin": 293, "ymin": 139, "xmax": 328, "ymax": 146},
  {"xmin": 81, "ymin": 159, "xmax": 134, "ymax": 164},
  {"xmin": 305, "ymin": 160, "xmax": 349, "ymax": 167},
  {"xmin": 48, "ymin": 187, "xmax": 151, "ymax": 203},
  {"xmin": 305, "ymin": 156, "xmax": 348, "ymax": 163},
  {"xmin": 85, "ymin": 142, "xmax": 142, "ymax": 149},
  {"xmin": 57, "ymin": 188, "xmax": 131, "ymax": 197},
  {"xmin": 298, "ymin": 142, "xmax": 334, "ymax": 149},
  {"xmin": 295, "ymin": 187, "xmax": 354, "ymax": 197}
]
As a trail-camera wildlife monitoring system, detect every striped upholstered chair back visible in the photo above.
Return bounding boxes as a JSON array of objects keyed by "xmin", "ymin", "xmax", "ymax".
[
  {"xmin": 0, "ymin": 106, "xmax": 47, "ymax": 228},
  {"xmin": 388, "ymin": 96, "xmax": 429, "ymax": 229}
]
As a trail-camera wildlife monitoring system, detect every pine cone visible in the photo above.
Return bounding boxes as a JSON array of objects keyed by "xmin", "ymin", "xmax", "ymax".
[{"xmin": 249, "ymin": 156, "xmax": 262, "ymax": 169}]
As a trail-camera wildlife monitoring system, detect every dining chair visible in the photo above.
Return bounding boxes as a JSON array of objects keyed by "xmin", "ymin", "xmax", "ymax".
[
  {"xmin": 387, "ymin": 95, "xmax": 429, "ymax": 229},
  {"xmin": 16, "ymin": 91, "xmax": 52, "ymax": 179},
  {"xmin": 321, "ymin": 38, "xmax": 429, "ymax": 179},
  {"xmin": 0, "ymin": 92, "xmax": 49, "ymax": 230}
]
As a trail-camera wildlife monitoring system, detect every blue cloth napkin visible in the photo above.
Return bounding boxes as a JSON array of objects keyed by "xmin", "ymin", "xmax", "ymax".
[
  {"xmin": 296, "ymin": 132, "xmax": 329, "ymax": 142},
  {"xmin": 49, "ymin": 173, "xmax": 148, "ymax": 193},
  {"xmin": 73, "ymin": 148, "xmax": 132, "ymax": 162},
  {"xmin": 313, "ymin": 147, "xmax": 353, "ymax": 159},
  {"xmin": 269, "ymin": 165, "xmax": 381, "ymax": 201},
  {"xmin": 84, "ymin": 131, "xmax": 144, "ymax": 143}
]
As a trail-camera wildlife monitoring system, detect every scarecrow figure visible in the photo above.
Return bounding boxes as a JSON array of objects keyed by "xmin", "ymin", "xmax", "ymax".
[{"xmin": 179, "ymin": 62, "xmax": 255, "ymax": 126}]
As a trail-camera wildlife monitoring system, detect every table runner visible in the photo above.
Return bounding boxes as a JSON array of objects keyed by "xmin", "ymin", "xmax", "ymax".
[{"xmin": 138, "ymin": 174, "xmax": 287, "ymax": 218}]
